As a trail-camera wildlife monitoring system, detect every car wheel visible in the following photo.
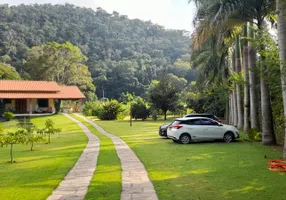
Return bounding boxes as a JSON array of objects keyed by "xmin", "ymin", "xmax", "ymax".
[
  {"xmin": 179, "ymin": 134, "xmax": 191, "ymax": 144},
  {"xmin": 223, "ymin": 132, "xmax": 234, "ymax": 143}
]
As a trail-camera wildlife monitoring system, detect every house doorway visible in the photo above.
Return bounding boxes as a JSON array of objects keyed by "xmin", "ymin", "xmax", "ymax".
[{"xmin": 15, "ymin": 99, "xmax": 27, "ymax": 114}]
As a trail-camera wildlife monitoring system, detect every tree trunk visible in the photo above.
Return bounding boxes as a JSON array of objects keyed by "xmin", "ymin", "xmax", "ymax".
[
  {"xmin": 248, "ymin": 44, "xmax": 260, "ymax": 130},
  {"xmin": 233, "ymin": 91, "xmax": 238, "ymax": 127},
  {"xmin": 163, "ymin": 110, "xmax": 167, "ymax": 120},
  {"xmin": 243, "ymin": 25, "xmax": 250, "ymax": 133},
  {"xmin": 225, "ymin": 96, "xmax": 229, "ymax": 124},
  {"xmin": 235, "ymin": 36, "xmax": 243, "ymax": 129},
  {"xmin": 260, "ymin": 71, "xmax": 276, "ymax": 145},
  {"xmin": 31, "ymin": 142, "xmax": 34, "ymax": 151},
  {"xmin": 48, "ymin": 134, "xmax": 51, "ymax": 143},
  {"xmin": 232, "ymin": 52, "xmax": 238, "ymax": 127},
  {"xmin": 10, "ymin": 144, "xmax": 13, "ymax": 163},
  {"xmin": 258, "ymin": 22, "xmax": 276, "ymax": 145},
  {"xmin": 229, "ymin": 94, "xmax": 233, "ymax": 125},
  {"xmin": 277, "ymin": 0, "xmax": 286, "ymax": 158}
]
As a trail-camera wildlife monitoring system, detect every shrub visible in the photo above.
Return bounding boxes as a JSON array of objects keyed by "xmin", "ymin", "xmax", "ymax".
[
  {"xmin": 4, "ymin": 112, "xmax": 14, "ymax": 121},
  {"xmin": 83, "ymin": 101, "xmax": 105, "ymax": 116},
  {"xmin": 97, "ymin": 100, "xmax": 122, "ymax": 120},
  {"xmin": 0, "ymin": 124, "xmax": 4, "ymax": 133},
  {"xmin": 131, "ymin": 97, "xmax": 150, "ymax": 120},
  {"xmin": 83, "ymin": 101, "xmax": 96, "ymax": 116},
  {"xmin": 248, "ymin": 129, "xmax": 262, "ymax": 141},
  {"xmin": 117, "ymin": 113, "xmax": 126, "ymax": 120},
  {"xmin": 151, "ymin": 110, "xmax": 158, "ymax": 121}
]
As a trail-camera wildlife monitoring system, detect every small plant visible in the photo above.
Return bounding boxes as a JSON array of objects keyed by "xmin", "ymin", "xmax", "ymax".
[
  {"xmin": 4, "ymin": 112, "xmax": 14, "ymax": 121},
  {"xmin": 25, "ymin": 131, "xmax": 45, "ymax": 151},
  {"xmin": 22, "ymin": 124, "xmax": 45, "ymax": 151},
  {"xmin": 0, "ymin": 129, "xmax": 26, "ymax": 163},
  {"xmin": 248, "ymin": 129, "xmax": 262, "ymax": 141},
  {"xmin": 38, "ymin": 119, "xmax": 61, "ymax": 143}
]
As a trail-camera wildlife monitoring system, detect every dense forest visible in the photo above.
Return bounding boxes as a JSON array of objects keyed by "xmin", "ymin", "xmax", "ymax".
[{"xmin": 0, "ymin": 3, "xmax": 195, "ymax": 99}]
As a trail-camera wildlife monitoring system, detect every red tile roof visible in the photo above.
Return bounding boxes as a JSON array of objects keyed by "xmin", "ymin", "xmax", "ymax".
[
  {"xmin": 0, "ymin": 80, "xmax": 60, "ymax": 92},
  {"xmin": 56, "ymin": 86, "xmax": 85, "ymax": 99},
  {"xmin": 0, "ymin": 81, "xmax": 85, "ymax": 99}
]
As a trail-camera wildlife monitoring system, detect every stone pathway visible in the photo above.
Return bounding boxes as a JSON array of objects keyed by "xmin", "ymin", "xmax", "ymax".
[
  {"xmin": 47, "ymin": 114, "xmax": 100, "ymax": 200},
  {"xmin": 74, "ymin": 114, "xmax": 158, "ymax": 200}
]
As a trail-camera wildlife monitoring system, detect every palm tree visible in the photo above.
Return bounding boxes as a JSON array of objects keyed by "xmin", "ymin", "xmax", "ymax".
[
  {"xmin": 276, "ymin": 0, "xmax": 286, "ymax": 158},
  {"xmin": 243, "ymin": 25, "xmax": 250, "ymax": 133},
  {"xmin": 190, "ymin": 0, "xmax": 276, "ymax": 145},
  {"xmin": 248, "ymin": 23, "xmax": 260, "ymax": 131},
  {"xmin": 235, "ymin": 36, "xmax": 244, "ymax": 129}
]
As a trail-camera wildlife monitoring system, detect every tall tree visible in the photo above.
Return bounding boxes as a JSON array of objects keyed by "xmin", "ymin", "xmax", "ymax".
[
  {"xmin": 190, "ymin": 0, "xmax": 276, "ymax": 145},
  {"xmin": 148, "ymin": 73, "xmax": 186, "ymax": 120},
  {"xmin": 277, "ymin": 0, "xmax": 286, "ymax": 158},
  {"xmin": 0, "ymin": 63, "xmax": 21, "ymax": 80},
  {"xmin": 235, "ymin": 36, "xmax": 244, "ymax": 129},
  {"xmin": 24, "ymin": 42, "xmax": 96, "ymax": 98},
  {"xmin": 248, "ymin": 23, "xmax": 260, "ymax": 131},
  {"xmin": 243, "ymin": 25, "xmax": 250, "ymax": 133}
]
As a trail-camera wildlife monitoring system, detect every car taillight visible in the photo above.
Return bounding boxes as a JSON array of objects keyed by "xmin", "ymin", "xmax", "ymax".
[
  {"xmin": 216, "ymin": 120, "xmax": 221, "ymax": 123},
  {"xmin": 171, "ymin": 125, "xmax": 183, "ymax": 129}
]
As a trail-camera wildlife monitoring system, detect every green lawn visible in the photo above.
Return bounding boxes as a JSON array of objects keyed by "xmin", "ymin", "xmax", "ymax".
[
  {"xmin": 71, "ymin": 114, "xmax": 121, "ymax": 200},
  {"xmin": 94, "ymin": 118, "xmax": 286, "ymax": 200},
  {"xmin": 0, "ymin": 115, "xmax": 87, "ymax": 200}
]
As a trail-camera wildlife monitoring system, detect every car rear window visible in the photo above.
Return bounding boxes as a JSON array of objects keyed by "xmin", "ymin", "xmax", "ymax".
[{"xmin": 171, "ymin": 120, "xmax": 182, "ymax": 126}]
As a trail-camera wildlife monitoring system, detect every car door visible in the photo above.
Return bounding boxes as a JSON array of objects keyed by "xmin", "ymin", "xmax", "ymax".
[
  {"xmin": 182, "ymin": 119, "xmax": 205, "ymax": 140},
  {"xmin": 200, "ymin": 119, "xmax": 224, "ymax": 139}
]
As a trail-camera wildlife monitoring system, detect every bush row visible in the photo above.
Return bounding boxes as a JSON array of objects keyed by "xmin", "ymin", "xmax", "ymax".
[{"xmin": 83, "ymin": 98, "xmax": 150, "ymax": 120}]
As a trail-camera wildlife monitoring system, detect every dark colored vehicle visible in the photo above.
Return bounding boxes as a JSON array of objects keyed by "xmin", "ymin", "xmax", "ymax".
[
  {"xmin": 158, "ymin": 114, "xmax": 221, "ymax": 137},
  {"xmin": 159, "ymin": 123, "xmax": 172, "ymax": 136}
]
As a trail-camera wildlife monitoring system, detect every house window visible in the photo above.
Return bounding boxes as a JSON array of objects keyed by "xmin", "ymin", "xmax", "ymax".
[{"xmin": 38, "ymin": 99, "xmax": 49, "ymax": 107}]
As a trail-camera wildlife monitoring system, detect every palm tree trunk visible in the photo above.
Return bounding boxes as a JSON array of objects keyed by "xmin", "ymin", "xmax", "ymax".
[
  {"xmin": 225, "ymin": 96, "xmax": 229, "ymax": 124},
  {"xmin": 248, "ymin": 43, "xmax": 260, "ymax": 130},
  {"xmin": 232, "ymin": 52, "xmax": 238, "ymax": 127},
  {"xmin": 277, "ymin": 0, "xmax": 286, "ymax": 158},
  {"xmin": 258, "ymin": 21, "xmax": 276, "ymax": 145},
  {"xmin": 243, "ymin": 25, "xmax": 250, "ymax": 133},
  {"xmin": 229, "ymin": 94, "xmax": 233, "ymax": 125},
  {"xmin": 233, "ymin": 91, "xmax": 238, "ymax": 127},
  {"xmin": 260, "ymin": 69, "xmax": 276, "ymax": 145},
  {"xmin": 235, "ymin": 36, "xmax": 243, "ymax": 129}
]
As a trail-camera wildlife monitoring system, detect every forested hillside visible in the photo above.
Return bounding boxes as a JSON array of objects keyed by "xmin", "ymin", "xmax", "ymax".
[{"xmin": 0, "ymin": 3, "xmax": 193, "ymax": 98}]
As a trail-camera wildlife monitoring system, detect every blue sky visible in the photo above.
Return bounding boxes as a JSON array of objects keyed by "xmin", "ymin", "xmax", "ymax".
[{"xmin": 0, "ymin": 0, "xmax": 197, "ymax": 32}]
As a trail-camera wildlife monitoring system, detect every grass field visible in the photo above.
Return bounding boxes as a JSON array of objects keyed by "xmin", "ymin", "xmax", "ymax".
[
  {"xmin": 94, "ymin": 118, "xmax": 286, "ymax": 200},
  {"xmin": 71, "ymin": 114, "xmax": 121, "ymax": 200},
  {"xmin": 0, "ymin": 115, "xmax": 87, "ymax": 200}
]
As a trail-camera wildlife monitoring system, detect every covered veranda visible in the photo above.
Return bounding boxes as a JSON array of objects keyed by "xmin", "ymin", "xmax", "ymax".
[{"xmin": 0, "ymin": 80, "xmax": 85, "ymax": 116}]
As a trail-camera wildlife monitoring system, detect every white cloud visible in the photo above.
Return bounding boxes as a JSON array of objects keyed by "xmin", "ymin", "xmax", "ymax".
[{"xmin": 1, "ymin": 0, "xmax": 196, "ymax": 31}]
